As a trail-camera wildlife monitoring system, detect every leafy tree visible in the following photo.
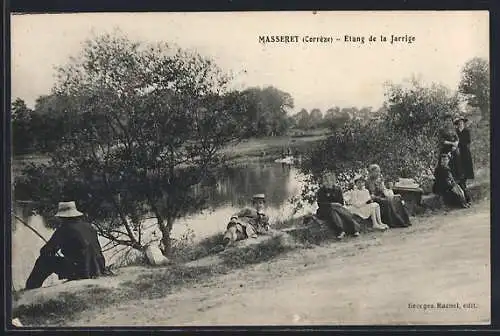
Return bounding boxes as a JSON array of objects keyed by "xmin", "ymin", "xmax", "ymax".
[
  {"xmin": 385, "ymin": 78, "xmax": 459, "ymax": 137},
  {"xmin": 16, "ymin": 32, "xmax": 247, "ymax": 255},
  {"xmin": 242, "ymin": 86, "xmax": 294, "ymax": 136},
  {"xmin": 11, "ymin": 98, "xmax": 35, "ymax": 154},
  {"xmin": 309, "ymin": 108, "xmax": 323, "ymax": 129},
  {"xmin": 294, "ymin": 108, "xmax": 310, "ymax": 130},
  {"xmin": 459, "ymin": 57, "xmax": 490, "ymax": 117},
  {"xmin": 29, "ymin": 94, "xmax": 80, "ymax": 153}
]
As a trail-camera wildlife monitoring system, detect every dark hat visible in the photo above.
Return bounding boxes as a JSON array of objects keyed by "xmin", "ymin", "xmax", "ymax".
[{"xmin": 453, "ymin": 116, "xmax": 468, "ymax": 124}]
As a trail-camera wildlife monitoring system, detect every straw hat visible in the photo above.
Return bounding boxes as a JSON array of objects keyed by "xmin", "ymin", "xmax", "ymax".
[
  {"xmin": 54, "ymin": 201, "xmax": 83, "ymax": 218},
  {"xmin": 252, "ymin": 194, "xmax": 266, "ymax": 200}
]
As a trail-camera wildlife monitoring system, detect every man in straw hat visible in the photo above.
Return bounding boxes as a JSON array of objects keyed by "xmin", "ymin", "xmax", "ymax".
[
  {"xmin": 219, "ymin": 194, "xmax": 271, "ymax": 250},
  {"xmin": 25, "ymin": 201, "xmax": 107, "ymax": 290}
]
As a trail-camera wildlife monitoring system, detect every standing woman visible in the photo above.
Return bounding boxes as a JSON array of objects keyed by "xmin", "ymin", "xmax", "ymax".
[
  {"xmin": 455, "ymin": 116, "xmax": 473, "ymax": 205},
  {"xmin": 438, "ymin": 114, "xmax": 463, "ymax": 182}
]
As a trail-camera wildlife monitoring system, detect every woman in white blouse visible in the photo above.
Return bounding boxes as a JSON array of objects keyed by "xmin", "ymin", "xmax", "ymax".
[{"xmin": 344, "ymin": 174, "xmax": 389, "ymax": 231}]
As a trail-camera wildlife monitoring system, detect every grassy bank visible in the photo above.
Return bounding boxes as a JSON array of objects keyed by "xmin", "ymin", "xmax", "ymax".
[
  {"xmin": 222, "ymin": 130, "xmax": 329, "ymax": 165},
  {"xmin": 12, "ymin": 176, "xmax": 490, "ymax": 326}
]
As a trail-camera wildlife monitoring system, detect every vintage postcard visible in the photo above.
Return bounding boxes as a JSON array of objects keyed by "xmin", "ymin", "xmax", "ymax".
[{"xmin": 10, "ymin": 11, "xmax": 490, "ymax": 327}]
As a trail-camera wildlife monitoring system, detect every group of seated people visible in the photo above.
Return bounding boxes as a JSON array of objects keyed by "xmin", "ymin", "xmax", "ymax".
[
  {"xmin": 219, "ymin": 163, "xmax": 412, "ymax": 248},
  {"xmin": 221, "ymin": 114, "xmax": 478, "ymax": 246},
  {"xmin": 311, "ymin": 163, "xmax": 411, "ymax": 239}
]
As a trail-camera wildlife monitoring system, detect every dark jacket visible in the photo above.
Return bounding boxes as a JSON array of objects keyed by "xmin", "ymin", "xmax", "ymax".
[
  {"xmin": 316, "ymin": 185, "xmax": 346, "ymax": 220},
  {"xmin": 317, "ymin": 185, "xmax": 345, "ymax": 206},
  {"xmin": 457, "ymin": 128, "xmax": 474, "ymax": 179},
  {"xmin": 40, "ymin": 218, "xmax": 106, "ymax": 278},
  {"xmin": 439, "ymin": 127, "xmax": 459, "ymax": 154}
]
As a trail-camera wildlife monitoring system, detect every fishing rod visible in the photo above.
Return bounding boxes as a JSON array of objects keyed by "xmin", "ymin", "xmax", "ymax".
[
  {"xmin": 13, "ymin": 213, "xmax": 64, "ymax": 258},
  {"xmin": 13, "ymin": 214, "xmax": 49, "ymax": 243}
]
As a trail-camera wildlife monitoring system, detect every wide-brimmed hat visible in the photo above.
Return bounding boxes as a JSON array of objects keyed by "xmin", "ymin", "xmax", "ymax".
[
  {"xmin": 54, "ymin": 201, "xmax": 83, "ymax": 218},
  {"xmin": 453, "ymin": 116, "xmax": 469, "ymax": 124},
  {"xmin": 252, "ymin": 194, "xmax": 266, "ymax": 200}
]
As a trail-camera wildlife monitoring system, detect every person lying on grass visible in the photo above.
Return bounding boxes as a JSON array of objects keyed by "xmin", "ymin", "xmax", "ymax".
[
  {"xmin": 220, "ymin": 194, "xmax": 271, "ymax": 250},
  {"xmin": 344, "ymin": 175, "xmax": 389, "ymax": 231}
]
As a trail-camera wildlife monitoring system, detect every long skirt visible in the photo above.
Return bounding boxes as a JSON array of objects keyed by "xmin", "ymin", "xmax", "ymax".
[
  {"xmin": 317, "ymin": 204, "xmax": 361, "ymax": 235},
  {"xmin": 373, "ymin": 195, "xmax": 411, "ymax": 228},
  {"xmin": 441, "ymin": 184, "xmax": 468, "ymax": 208}
]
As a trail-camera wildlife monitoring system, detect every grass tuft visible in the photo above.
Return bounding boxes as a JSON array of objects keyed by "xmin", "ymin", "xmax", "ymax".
[{"xmin": 13, "ymin": 286, "xmax": 113, "ymax": 326}]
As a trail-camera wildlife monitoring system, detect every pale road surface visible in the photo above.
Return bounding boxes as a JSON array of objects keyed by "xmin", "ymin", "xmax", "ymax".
[{"xmin": 71, "ymin": 200, "xmax": 490, "ymax": 326}]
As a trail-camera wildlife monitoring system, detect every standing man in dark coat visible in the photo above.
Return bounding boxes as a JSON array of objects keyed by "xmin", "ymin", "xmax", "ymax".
[
  {"xmin": 455, "ymin": 116, "xmax": 474, "ymax": 204},
  {"xmin": 25, "ymin": 201, "xmax": 107, "ymax": 290}
]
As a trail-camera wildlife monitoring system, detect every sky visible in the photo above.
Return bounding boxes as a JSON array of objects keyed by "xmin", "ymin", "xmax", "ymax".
[{"xmin": 11, "ymin": 11, "xmax": 489, "ymax": 113}]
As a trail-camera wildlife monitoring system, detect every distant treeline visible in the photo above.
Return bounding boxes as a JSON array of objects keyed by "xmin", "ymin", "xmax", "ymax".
[{"xmin": 11, "ymin": 87, "xmax": 383, "ymax": 155}]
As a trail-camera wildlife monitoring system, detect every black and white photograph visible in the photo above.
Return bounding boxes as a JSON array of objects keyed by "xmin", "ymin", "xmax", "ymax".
[{"xmin": 9, "ymin": 11, "xmax": 490, "ymax": 326}]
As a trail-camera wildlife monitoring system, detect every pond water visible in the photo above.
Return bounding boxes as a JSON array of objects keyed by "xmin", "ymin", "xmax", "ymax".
[{"xmin": 11, "ymin": 162, "xmax": 317, "ymax": 290}]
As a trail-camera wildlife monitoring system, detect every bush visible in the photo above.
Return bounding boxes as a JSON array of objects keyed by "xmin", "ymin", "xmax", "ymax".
[{"xmin": 298, "ymin": 78, "xmax": 471, "ymax": 193}]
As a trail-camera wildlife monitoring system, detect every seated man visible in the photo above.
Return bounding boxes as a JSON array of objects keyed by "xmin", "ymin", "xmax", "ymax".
[
  {"xmin": 25, "ymin": 201, "xmax": 107, "ymax": 290},
  {"xmin": 221, "ymin": 194, "xmax": 270, "ymax": 249}
]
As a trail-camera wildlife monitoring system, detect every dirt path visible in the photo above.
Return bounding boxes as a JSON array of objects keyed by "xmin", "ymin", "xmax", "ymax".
[{"xmin": 70, "ymin": 200, "xmax": 490, "ymax": 326}]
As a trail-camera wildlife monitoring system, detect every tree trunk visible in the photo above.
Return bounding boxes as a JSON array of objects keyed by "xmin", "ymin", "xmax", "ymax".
[{"xmin": 158, "ymin": 218, "xmax": 174, "ymax": 256}]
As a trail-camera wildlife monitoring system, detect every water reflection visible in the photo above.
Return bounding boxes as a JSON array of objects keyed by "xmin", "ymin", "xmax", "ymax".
[{"xmin": 207, "ymin": 163, "xmax": 294, "ymax": 209}]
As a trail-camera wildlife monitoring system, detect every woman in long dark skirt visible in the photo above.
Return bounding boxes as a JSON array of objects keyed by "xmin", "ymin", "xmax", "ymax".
[
  {"xmin": 366, "ymin": 164, "xmax": 411, "ymax": 228},
  {"xmin": 455, "ymin": 116, "xmax": 473, "ymax": 205},
  {"xmin": 433, "ymin": 154, "xmax": 469, "ymax": 208},
  {"xmin": 316, "ymin": 171, "xmax": 361, "ymax": 239}
]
